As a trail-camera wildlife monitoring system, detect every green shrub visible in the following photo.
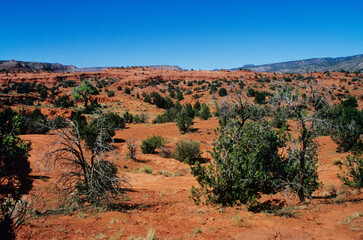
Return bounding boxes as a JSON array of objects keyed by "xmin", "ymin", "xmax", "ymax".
[
  {"xmin": 272, "ymin": 116, "xmax": 288, "ymax": 129},
  {"xmin": 176, "ymin": 109, "xmax": 194, "ymax": 133},
  {"xmin": 176, "ymin": 91, "xmax": 184, "ymax": 101},
  {"xmin": 125, "ymin": 137, "xmax": 138, "ymax": 160},
  {"xmin": 13, "ymin": 82, "xmax": 36, "ymax": 94},
  {"xmin": 238, "ymin": 81, "xmax": 245, "ymax": 89},
  {"xmin": 53, "ymin": 95, "xmax": 74, "ymax": 108},
  {"xmin": 19, "ymin": 108, "xmax": 49, "ymax": 134},
  {"xmin": 254, "ymin": 91, "xmax": 267, "ymax": 104},
  {"xmin": 71, "ymin": 111, "xmax": 87, "ymax": 130},
  {"xmin": 158, "ymin": 169, "xmax": 170, "ymax": 177},
  {"xmin": 193, "ymin": 94, "xmax": 202, "ymax": 99},
  {"xmin": 284, "ymin": 77, "xmax": 292, "ymax": 82},
  {"xmin": 124, "ymin": 87, "xmax": 131, "ymax": 94},
  {"xmin": 82, "ymin": 99, "xmax": 101, "ymax": 114},
  {"xmin": 330, "ymin": 102, "xmax": 363, "ymax": 153},
  {"xmin": 153, "ymin": 109, "xmax": 178, "ymax": 124},
  {"xmin": 133, "ymin": 113, "xmax": 148, "ymax": 123},
  {"xmin": 169, "ymin": 90, "xmax": 176, "ymax": 99},
  {"xmin": 199, "ymin": 103, "xmax": 211, "ymax": 120},
  {"xmin": 271, "ymin": 108, "xmax": 288, "ymax": 129},
  {"xmin": 104, "ymin": 112, "xmax": 126, "ymax": 129},
  {"xmin": 145, "ymin": 92, "xmax": 175, "ymax": 109},
  {"xmin": 39, "ymin": 89, "xmax": 48, "ymax": 100},
  {"xmin": 123, "ymin": 111, "xmax": 134, "ymax": 123},
  {"xmin": 209, "ymin": 85, "xmax": 218, "ymax": 94},
  {"xmin": 338, "ymin": 155, "xmax": 363, "ymax": 190},
  {"xmin": 191, "ymin": 120, "xmax": 287, "ymax": 206},
  {"xmin": 82, "ymin": 160, "xmax": 120, "ymax": 204},
  {"xmin": 79, "ymin": 112, "xmax": 124, "ymax": 153},
  {"xmin": 185, "ymin": 89, "xmax": 192, "ymax": 95},
  {"xmin": 48, "ymin": 116, "xmax": 67, "ymax": 129},
  {"xmin": 72, "ymin": 80, "xmax": 97, "ymax": 107},
  {"xmin": 218, "ymin": 88, "xmax": 227, "ymax": 97},
  {"xmin": 83, "ymin": 122, "xmax": 115, "ymax": 152},
  {"xmin": 193, "ymin": 101, "xmax": 201, "ymax": 113},
  {"xmin": 0, "ymin": 108, "xmax": 33, "ymax": 238},
  {"xmin": 41, "ymin": 115, "xmax": 127, "ymax": 207},
  {"xmin": 184, "ymin": 103, "xmax": 195, "ymax": 118},
  {"xmin": 159, "ymin": 147, "xmax": 172, "ymax": 158},
  {"xmin": 144, "ymin": 94, "xmax": 151, "ymax": 103},
  {"xmin": 139, "ymin": 166, "xmax": 153, "ymax": 174},
  {"xmin": 247, "ymin": 87, "xmax": 255, "ymax": 97},
  {"xmin": 107, "ymin": 91, "xmax": 115, "ymax": 97},
  {"xmin": 173, "ymin": 140, "xmax": 202, "ymax": 165},
  {"xmin": 342, "ymin": 95, "xmax": 358, "ymax": 108},
  {"xmin": 141, "ymin": 135, "xmax": 167, "ymax": 154}
]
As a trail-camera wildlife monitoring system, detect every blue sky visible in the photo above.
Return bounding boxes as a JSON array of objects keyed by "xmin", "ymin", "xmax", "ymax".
[{"xmin": 1, "ymin": 0, "xmax": 362, "ymax": 69}]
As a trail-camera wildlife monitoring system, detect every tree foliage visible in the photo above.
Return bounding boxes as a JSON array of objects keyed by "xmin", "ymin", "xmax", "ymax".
[
  {"xmin": 0, "ymin": 109, "xmax": 33, "ymax": 239},
  {"xmin": 20, "ymin": 108, "xmax": 49, "ymax": 134},
  {"xmin": 0, "ymin": 111, "xmax": 32, "ymax": 200},
  {"xmin": 191, "ymin": 119, "xmax": 287, "ymax": 206},
  {"xmin": 193, "ymin": 101, "xmax": 201, "ymax": 113},
  {"xmin": 338, "ymin": 155, "xmax": 363, "ymax": 190},
  {"xmin": 173, "ymin": 140, "xmax": 202, "ymax": 165},
  {"xmin": 218, "ymin": 87, "xmax": 227, "ymax": 97},
  {"xmin": 53, "ymin": 95, "xmax": 74, "ymax": 108},
  {"xmin": 330, "ymin": 96, "xmax": 363, "ymax": 153},
  {"xmin": 72, "ymin": 80, "xmax": 97, "ymax": 107},
  {"xmin": 199, "ymin": 103, "xmax": 212, "ymax": 120},
  {"xmin": 41, "ymin": 116, "xmax": 128, "ymax": 206},
  {"xmin": 271, "ymin": 83, "xmax": 329, "ymax": 201},
  {"xmin": 140, "ymin": 135, "xmax": 167, "ymax": 154},
  {"xmin": 176, "ymin": 108, "xmax": 194, "ymax": 134}
]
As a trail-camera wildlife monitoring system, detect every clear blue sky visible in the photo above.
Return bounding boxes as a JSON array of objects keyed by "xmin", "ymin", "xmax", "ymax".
[{"xmin": 1, "ymin": 0, "xmax": 362, "ymax": 69}]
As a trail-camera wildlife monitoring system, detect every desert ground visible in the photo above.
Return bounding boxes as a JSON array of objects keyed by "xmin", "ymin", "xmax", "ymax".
[{"xmin": 1, "ymin": 68, "xmax": 362, "ymax": 239}]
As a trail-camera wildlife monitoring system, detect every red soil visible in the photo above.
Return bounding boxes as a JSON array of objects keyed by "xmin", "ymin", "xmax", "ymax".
[
  {"xmin": 0, "ymin": 68, "xmax": 361, "ymax": 239},
  {"xmin": 17, "ymin": 122, "xmax": 363, "ymax": 240}
]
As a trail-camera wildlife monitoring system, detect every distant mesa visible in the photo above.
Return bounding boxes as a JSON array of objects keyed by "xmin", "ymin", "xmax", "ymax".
[
  {"xmin": 0, "ymin": 60, "xmax": 113, "ymax": 73},
  {"xmin": 1, "ymin": 54, "xmax": 363, "ymax": 73},
  {"xmin": 75, "ymin": 67, "xmax": 109, "ymax": 72},
  {"xmin": 0, "ymin": 60, "xmax": 184, "ymax": 73},
  {"xmin": 0, "ymin": 60, "xmax": 77, "ymax": 73},
  {"xmin": 231, "ymin": 54, "xmax": 363, "ymax": 73},
  {"xmin": 143, "ymin": 65, "xmax": 184, "ymax": 71}
]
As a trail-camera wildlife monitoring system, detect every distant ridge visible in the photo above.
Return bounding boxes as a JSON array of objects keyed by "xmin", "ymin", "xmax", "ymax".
[
  {"xmin": 75, "ymin": 67, "xmax": 110, "ymax": 72},
  {"xmin": 144, "ymin": 65, "xmax": 183, "ymax": 71},
  {"xmin": 232, "ymin": 54, "xmax": 363, "ymax": 73},
  {"xmin": 0, "ymin": 60, "xmax": 184, "ymax": 73},
  {"xmin": 2, "ymin": 55, "xmax": 362, "ymax": 73},
  {"xmin": 0, "ymin": 60, "xmax": 77, "ymax": 73}
]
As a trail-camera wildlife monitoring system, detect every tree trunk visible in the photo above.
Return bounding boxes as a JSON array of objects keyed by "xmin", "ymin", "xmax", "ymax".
[{"xmin": 298, "ymin": 114, "xmax": 307, "ymax": 202}]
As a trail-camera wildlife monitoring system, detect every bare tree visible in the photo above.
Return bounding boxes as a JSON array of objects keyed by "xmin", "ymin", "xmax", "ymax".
[
  {"xmin": 125, "ymin": 137, "xmax": 139, "ymax": 160},
  {"xmin": 40, "ymin": 118, "xmax": 129, "ymax": 206},
  {"xmin": 0, "ymin": 198, "xmax": 29, "ymax": 239},
  {"xmin": 271, "ymin": 80, "xmax": 331, "ymax": 202},
  {"xmin": 215, "ymin": 90, "xmax": 266, "ymax": 127}
]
